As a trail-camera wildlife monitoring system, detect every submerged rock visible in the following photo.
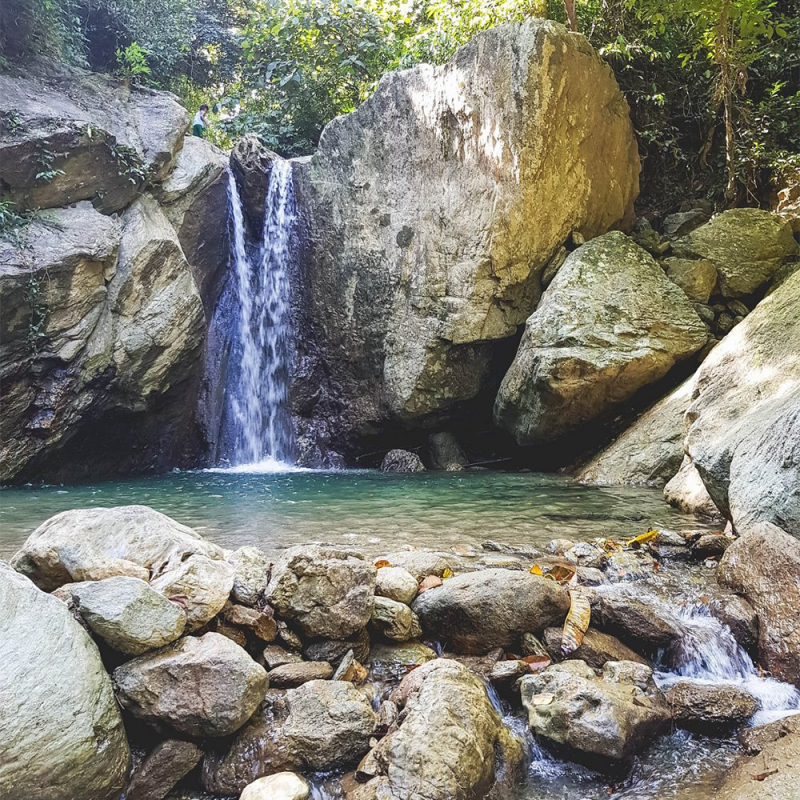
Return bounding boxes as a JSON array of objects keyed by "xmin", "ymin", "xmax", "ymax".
[
  {"xmin": 69, "ymin": 576, "xmax": 186, "ymax": 655},
  {"xmin": 0, "ymin": 564, "xmax": 129, "ymax": 800},
  {"xmin": 291, "ymin": 19, "xmax": 638, "ymax": 452},
  {"xmin": 113, "ymin": 632, "xmax": 268, "ymax": 737},
  {"xmin": 358, "ymin": 659, "xmax": 524, "ymax": 800},
  {"xmin": 495, "ymin": 232, "xmax": 707, "ymax": 446},
  {"xmin": 412, "ymin": 568, "xmax": 569, "ymax": 653},
  {"xmin": 718, "ymin": 524, "xmax": 800, "ymax": 687},
  {"xmin": 203, "ymin": 681, "xmax": 377, "ymax": 795},
  {"xmin": 663, "ymin": 680, "xmax": 757, "ymax": 731},
  {"xmin": 266, "ymin": 545, "xmax": 376, "ymax": 639},
  {"xmin": 380, "ymin": 449, "xmax": 425, "ymax": 473},
  {"xmin": 519, "ymin": 660, "xmax": 669, "ymax": 763}
]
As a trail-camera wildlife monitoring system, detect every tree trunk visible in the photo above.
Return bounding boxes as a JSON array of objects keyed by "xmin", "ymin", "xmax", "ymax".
[
  {"xmin": 563, "ymin": 0, "xmax": 577, "ymax": 31},
  {"xmin": 716, "ymin": 0, "xmax": 737, "ymax": 204}
]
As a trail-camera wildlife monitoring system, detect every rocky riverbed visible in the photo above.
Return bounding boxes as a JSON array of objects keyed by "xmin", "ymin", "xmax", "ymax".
[{"xmin": 2, "ymin": 504, "xmax": 799, "ymax": 800}]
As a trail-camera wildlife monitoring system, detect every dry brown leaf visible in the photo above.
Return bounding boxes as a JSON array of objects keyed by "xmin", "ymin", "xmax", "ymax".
[
  {"xmin": 375, "ymin": 559, "xmax": 392, "ymax": 569},
  {"xmin": 561, "ymin": 589, "xmax": 591, "ymax": 656},
  {"xmin": 531, "ymin": 693, "xmax": 555, "ymax": 706}
]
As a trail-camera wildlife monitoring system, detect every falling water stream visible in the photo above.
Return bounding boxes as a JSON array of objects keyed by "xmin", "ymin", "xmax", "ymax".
[{"xmin": 224, "ymin": 163, "xmax": 296, "ymax": 469}]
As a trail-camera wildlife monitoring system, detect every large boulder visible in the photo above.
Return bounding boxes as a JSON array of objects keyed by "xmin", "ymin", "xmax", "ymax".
[
  {"xmin": 113, "ymin": 632, "xmax": 268, "ymax": 737},
  {"xmin": 671, "ymin": 209, "xmax": 797, "ymax": 298},
  {"xmin": 357, "ymin": 659, "xmax": 523, "ymax": 800},
  {"xmin": 590, "ymin": 592, "xmax": 682, "ymax": 656},
  {"xmin": 203, "ymin": 681, "xmax": 377, "ymax": 794},
  {"xmin": 69, "ymin": 576, "xmax": 186, "ymax": 655},
  {"xmin": 663, "ymin": 455, "xmax": 722, "ymax": 519},
  {"xmin": 0, "ymin": 564, "xmax": 130, "ymax": 800},
  {"xmin": 541, "ymin": 626, "xmax": 649, "ymax": 669},
  {"xmin": 495, "ymin": 233, "xmax": 707, "ymax": 445},
  {"xmin": 519, "ymin": 660, "xmax": 669, "ymax": 762},
  {"xmin": 663, "ymin": 680, "xmax": 758, "ymax": 732},
  {"xmin": 290, "ymin": 19, "xmax": 639, "ymax": 454},
  {"xmin": 0, "ymin": 60, "xmax": 188, "ymax": 213},
  {"xmin": 412, "ymin": 568, "xmax": 569, "ymax": 653},
  {"xmin": 266, "ymin": 545, "xmax": 376, "ymax": 639},
  {"xmin": 577, "ymin": 377, "xmax": 694, "ymax": 486},
  {"xmin": 718, "ymin": 524, "xmax": 800, "ymax": 687},
  {"xmin": 680, "ymin": 269, "xmax": 800, "ymax": 534}
]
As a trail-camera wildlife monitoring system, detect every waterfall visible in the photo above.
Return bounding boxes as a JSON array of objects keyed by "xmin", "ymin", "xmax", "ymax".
[{"xmin": 223, "ymin": 162, "xmax": 296, "ymax": 468}]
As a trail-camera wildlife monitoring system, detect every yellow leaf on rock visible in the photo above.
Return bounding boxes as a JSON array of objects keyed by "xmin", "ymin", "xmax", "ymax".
[
  {"xmin": 375, "ymin": 559, "xmax": 392, "ymax": 569},
  {"xmin": 531, "ymin": 693, "xmax": 555, "ymax": 706},
  {"xmin": 442, "ymin": 567, "xmax": 453, "ymax": 579},
  {"xmin": 561, "ymin": 589, "xmax": 591, "ymax": 656},
  {"xmin": 530, "ymin": 564, "xmax": 544, "ymax": 576},
  {"xmin": 624, "ymin": 529, "xmax": 659, "ymax": 548}
]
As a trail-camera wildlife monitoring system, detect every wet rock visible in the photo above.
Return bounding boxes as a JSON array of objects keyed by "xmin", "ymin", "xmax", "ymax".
[
  {"xmin": 739, "ymin": 713, "xmax": 800, "ymax": 755},
  {"xmin": 370, "ymin": 596, "xmax": 420, "ymax": 642},
  {"xmin": 564, "ymin": 542, "xmax": 606, "ymax": 569},
  {"xmin": 11, "ymin": 505, "xmax": 226, "ymax": 591},
  {"xmin": 150, "ymin": 553, "xmax": 235, "ymax": 632},
  {"xmin": 304, "ymin": 628, "xmax": 371, "ymax": 666},
  {"xmin": 266, "ymin": 545, "xmax": 376, "ymax": 639},
  {"xmin": 277, "ymin": 621, "xmax": 304, "ymax": 651},
  {"xmin": 521, "ymin": 633, "xmax": 550, "ymax": 658},
  {"xmin": 692, "ymin": 533, "xmax": 732, "ymax": 558},
  {"xmin": 0, "ymin": 564, "xmax": 129, "ymax": 800},
  {"xmin": 221, "ymin": 602, "xmax": 277, "ymax": 642},
  {"xmin": 126, "ymin": 740, "xmax": 203, "ymax": 800},
  {"xmin": 262, "ymin": 645, "xmax": 303, "ymax": 670},
  {"xmin": 375, "ymin": 566, "xmax": 418, "ymax": 605},
  {"xmin": 577, "ymin": 378, "xmax": 694, "ymax": 487},
  {"xmin": 591, "ymin": 593, "xmax": 681, "ymax": 655},
  {"xmin": 268, "ymin": 661, "xmax": 334, "ymax": 688},
  {"xmin": 369, "ymin": 641, "xmax": 438, "ymax": 680},
  {"xmin": 292, "ymin": 20, "xmax": 638, "ymax": 452},
  {"xmin": 664, "ymin": 680, "xmax": 757, "ymax": 731},
  {"xmin": 601, "ymin": 660, "xmax": 656, "ymax": 691},
  {"xmin": 708, "ymin": 595, "xmax": 759, "ymax": 656},
  {"xmin": 489, "ymin": 659, "xmax": 532, "ymax": 685},
  {"xmin": 70, "ymin": 576, "xmax": 186, "ymax": 655},
  {"xmin": 412, "ymin": 568, "xmax": 569, "ymax": 654},
  {"xmin": 663, "ymin": 257, "xmax": 718, "ymax": 304},
  {"xmin": 380, "ymin": 449, "xmax": 425, "ymax": 473},
  {"xmin": 380, "ymin": 551, "xmax": 451, "ymax": 580},
  {"xmin": 604, "ymin": 549, "xmax": 657, "ymax": 581},
  {"xmin": 672, "ymin": 209, "xmax": 797, "ymax": 297},
  {"xmin": 230, "ymin": 134, "xmax": 280, "ymax": 236},
  {"xmin": 546, "ymin": 539, "xmax": 576, "ymax": 555},
  {"xmin": 240, "ymin": 773, "xmax": 310, "ymax": 800},
  {"xmin": 664, "ymin": 456, "xmax": 723, "ymax": 520},
  {"xmin": 113, "ymin": 632, "xmax": 268, "ymax": 737},
  {"xmin": 718, "ymin": 524, "xmax": 800, "ymax": 686},
  {"xmin": 542, "ymin": 627, "xmax": 649, "ymax": 669},
  {"xmin": 332, "ymin": 650, "xmax": 368, "ymax": 683},
  {"xmin": 359, "ymin": 659, "xmax": 524, "ymax": 800},
  {"xmin": 495, "ymin": 233, "xmax": 707, "ymax": 446},
  {"xmin": 227, "ymin": 546, "xmax": 272, "ymax": 607},
  {"xmin": 203, "ymin": 681, "xmax": 377, "ymax": 795},
  {"xmin": 428, "ymin": 432, "xmax": 467, "ymax": 471},
  {"xmin": 520, "ymin": 660, "xmax": 669, "ymax": 763},
  {"xmin": 662, "ymin": 209, "xmax": 709, "ymax": 240},
  {"xmin": 577, "ymin": 567, "xmax": 607, "ymax": 585}
]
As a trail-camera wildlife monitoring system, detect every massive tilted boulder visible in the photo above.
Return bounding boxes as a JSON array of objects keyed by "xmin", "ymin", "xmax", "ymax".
[
  {"xmin": 266, "ymin": 546, "xmax": 376, "ymax": 639},
  {"xmin": 519, "ymin": 660, "xmax": 669, "ymax": 762},
  {"xmin": 412, "ymin": 568, "xmax": 569, "ymax": 653},
  {"xmin": 679, "ymin": 268, "xmax": 800, "ymax": 534},
  {"xmin": 0, "ymin": 59, "xmax": 188, "ymax": 213},
  {"xmin": 495, "ymin": 233, "xmax": 707, "ymax": 446},
  {"xmin": 718, "ymin": 524, "xmax": 800, "ymax": 687},
  {"xmin": 357, "ymin": 659, "xmax": 523, "ymax": 800},
  {"xmin": 290, "ymin": 19, "xmax": 639, "ymax": 452},
  {"xmin": 0, "ymin": 564, "xmax": 129, "ymax": 800},
  {"xmin": 113, "ymin": 632, "xmax": 268, "ymax": 737},
  {"xmin": 577, "ymin": 377, "xmax": 693, "ymax": 486},
  {"xmin": 203, "ymin": 681, "xmax": 378, "ymax": 794},
  {"xmin": 671, "ymin": 209, "xmax": 797, "ymax": 298}
]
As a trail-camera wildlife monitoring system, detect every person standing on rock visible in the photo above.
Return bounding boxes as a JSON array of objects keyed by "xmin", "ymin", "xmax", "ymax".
[{"xmin": 192, "ymin": 104, "xmax": 209, "ymax": 138}]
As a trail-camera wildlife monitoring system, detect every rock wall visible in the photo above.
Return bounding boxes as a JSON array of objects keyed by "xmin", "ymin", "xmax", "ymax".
[
  {"xmin": 290, "ymin": 19, "xmax": 639, "ymax": 459},
  {"xmin": 0, "ymin": 61, "xmax": 230, "ymax": 482}
]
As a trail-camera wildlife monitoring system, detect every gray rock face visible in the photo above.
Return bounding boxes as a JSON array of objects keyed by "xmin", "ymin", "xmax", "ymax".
[
  {"xmin": 291, "ymin": 19, "xmax": 639, "ymax": 454},
  {"xmin": 266, "ymin": 545, "xmax": 376, "ymax": 639},
  {"xmin": 125, "ymin": 739, "xmax": 202, "ymax": 800},
  {"xmin": 664, "ymin": 455, "xmax": 723, "ymax": 519},
  {"xmin": 495, "ymin": 232, "xmax": 707, "ymax": 446},
  {"xmin": 0, "ymin": 59, "xmax": 188, "ymax": 213},
  {"xmin": 70, "ymin": 576, "xmax": 186, "ymax": 655},
  {"xmin": 0, "ymin": 564, "xmax": 129, "ymax": 800},
  {"xmin": 230, "ymin": 134, "xmax": 280, "ymax": 235},
  {"xmin": 113, "ymin": 632, "xmax": 268, "ymax": 737},
  {"xmin": 661, "ymin": 210, "xmax": 709, "ymax": 240},
  {"xmin": 519, "ymin": 660, "xmax": 669, "ymax": 762},
  {"xmin": 227, "ymin": 546, "xmax": 272, "ymax": 607},
  {"xmin": 380, "ymin": 449, "xmax": 425, "ymax": 473},
  {"xmin": 672, "ymin": 209, "xmax": 797, "ymax": 297},
  {"xmin": 718, "ymin": 525, "xmax": 800, "ymax": 687},
  {"xmin": 577, "ymin": 378, "xmax": 694, "ymax": 486},
  {"xmin": 680, "ymin": 269, "xmax": 800, "ymax": 534},
  {"xmin": 412, "ymin": 568, "xmax": 569, "ymax": 653},
  {"xmin": 203, "ymin": 681, "xmax": 377, "ymax": 795},
  {"xmin": 664, "ymin": 680, "xmax": 757, "ymax": 731},
  {"xmin": 428, "ymin": 431, "xmax": 467, "ymax": 471},
  {"xmin": 381, "ymin": 550, "xmax": 452, "ymax": 580},
  {"xmin": 708, "ymin": 594, "xmax": 759, "ymax": 655},
  {"xmin": 359, "ymin": 659, "xmax": 524, "ymax": 800}
]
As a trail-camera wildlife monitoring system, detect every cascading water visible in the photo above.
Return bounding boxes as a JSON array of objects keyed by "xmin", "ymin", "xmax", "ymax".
[{"xmin": 223, "ymin": 162, "xmax": 296, "ymax": 469}]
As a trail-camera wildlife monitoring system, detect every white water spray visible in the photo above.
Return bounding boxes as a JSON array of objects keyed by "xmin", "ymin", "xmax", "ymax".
[{"xmin": 225, "ymin": 162, "xmax": 296, "ymax": 469}]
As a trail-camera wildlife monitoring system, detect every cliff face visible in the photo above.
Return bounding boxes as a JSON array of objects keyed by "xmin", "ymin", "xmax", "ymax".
[{"xmin": 0, "ymin": 60, "xmax": 229, "ymax": 482}]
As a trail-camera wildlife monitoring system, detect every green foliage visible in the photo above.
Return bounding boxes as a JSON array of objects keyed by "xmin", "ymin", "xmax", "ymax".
[
  {"xmin": 115, "ymin": 41, "xmax": 151, "ymax": 83},
  {"xmin": 24, "ymin": 273, "xmax": 50, "ymax": 353},
  {"xmin": 0, "ymin": 200, "xmax": 33, "ymax": 244}
]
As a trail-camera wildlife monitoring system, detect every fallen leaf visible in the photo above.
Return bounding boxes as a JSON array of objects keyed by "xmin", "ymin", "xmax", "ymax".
[
  {"xmin": 752, "ymin": 770, "xmax": 778, "ymax": 781},
  {"xmin": 531, "ymin": 693, "xmax": 555, "ymax": 706},
  {"xmin": 374, "ymin": 559, "xmax": 392, "ymax": 569},
  {"xmin": 547, "ymin": 562, "xmax": 577, "ymax": 584},
  {"xmin": 561, "ymin": 589, "xmax": 591, "ymax": 656},
  {"xmin": 530, "ymin": 564, "xmax": 544, "ymax": 576},
  {"xmin": 523, "ymin": 655, "xmax": 551, "ymax": 673},
  {"xmin": 418, "ymin": 575, "xmax": 443, "ymax": 593},
  {"xmin": 442, "ymin": 567, "xmax": 454, "ymax": 579},
  {"xmin": 625, "ymin": 529, "xmax": 659, "ymax": 548}
]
